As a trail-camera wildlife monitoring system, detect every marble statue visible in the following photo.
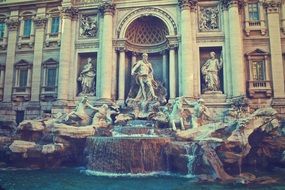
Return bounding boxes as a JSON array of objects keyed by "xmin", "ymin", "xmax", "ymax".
[
  {"xmin": 185, "ymin": 98, "xmax": 211, "ymax": 128},
  {"xmin": 92, "ymin": 104, "xmax": 119, "ymax": 127},
  {"xmin": 78, "ymin": 57, "xmax": 96, "ymax": 95},
  {"xmin": 201, "ymin": 52, "xmax": 223, "ymax": 92},
  {"xmin": 62, "ymin": 96, "xmax": 95, "ymax": 126},
  {"xmin": 131, "ymin": 53, "xmax": 158, "ymax": 101},
  {"xmin": 126, "ymin": 53, "xmax": 167, "ymax": 118},
  {"xmin": 80, "ymin": 16, "xmax": 98, "ymax": 37}
]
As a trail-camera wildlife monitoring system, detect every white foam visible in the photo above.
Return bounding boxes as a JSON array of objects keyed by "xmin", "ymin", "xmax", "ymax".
[{"xmin": 82, "ymin": 169, "xmax": 195, "ymax": 178}]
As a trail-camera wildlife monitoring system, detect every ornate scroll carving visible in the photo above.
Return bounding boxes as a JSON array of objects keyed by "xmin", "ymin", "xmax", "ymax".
[
  {"xmin": 5, "ymin": 18, "xmax": 19, "ymax": 31},
  {"xmin": 33, "ymin": 16, "xmax": 48, "ymax": 28}
]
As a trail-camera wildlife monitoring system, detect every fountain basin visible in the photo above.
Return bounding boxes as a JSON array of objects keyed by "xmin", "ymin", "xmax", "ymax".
[{"xmin": 85, "ymin": 136, "xmax": 171, "ymax": 174}]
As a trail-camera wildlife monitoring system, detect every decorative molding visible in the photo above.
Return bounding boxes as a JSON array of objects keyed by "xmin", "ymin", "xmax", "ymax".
[
  {"xmin": 59, "ymin": 6, "xmax": 79, "ymax": 18},
  {"xmin": 220, "ymin": 0, "xmax": 245, "ymax": 10},
  {"xmin": 75, "ymin": 41, "xmax": 99, "ymax": 49},
  {"xmin": 178, "ymin": 0, "xmax": 198, "ymax": 11},
  {"xmin": 263, "ymin": 0, "xmax": 281, "ymax": 13},
  {"xmin": 115, "ymin": 46, "xmax": 126, "ymax": 52},
  {"xmin": 99, "ymin": 2, "xmax": 115, "ymax": 15},
  {"xmin": 5, "ymin": 18, "xmax": 19, "ymax": 31},
  {"xmin": 117, "ymin": 7, "xmax": 178, "ymax": 37},
  {"xmin": 33, "ymin": 16, "xmax": 48, "ymax": 28}
]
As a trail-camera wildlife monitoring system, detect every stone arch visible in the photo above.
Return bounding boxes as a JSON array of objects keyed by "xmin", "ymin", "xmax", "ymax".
[{"xmin": 117, "ymin": 7, "xmax": 177, "ymax": 39}]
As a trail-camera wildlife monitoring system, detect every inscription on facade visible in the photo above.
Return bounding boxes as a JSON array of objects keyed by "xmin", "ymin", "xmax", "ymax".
[{"xmin": 73, "ymin": 0, "xmax": 102, "ymax": 4}]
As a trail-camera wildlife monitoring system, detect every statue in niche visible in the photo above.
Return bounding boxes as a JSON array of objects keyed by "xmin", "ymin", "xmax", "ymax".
[
  {"xmin": 78, "ymin": 57, "xmax": 96, "ymax": 95},
  {"xmin": 199, "ymin": 7, "xmax": 219, "ymax": 32},
  {"xmin": 131, "ymin": 53, "xmax": 157, "ymax": 101},
  {"xmin": 126, "ymin": 53, "xmax": 167, "ymax": 118},
  {"xmin": 201, "ymin": 51, "xmax": 223, "ymax": 92},
  {"xmin": 185, "ymin": 98, "xmax": 211, "ymax": 128},
  {"xmin": 80, "ymin": 15, "xmax": 98, "ymax": 38}
]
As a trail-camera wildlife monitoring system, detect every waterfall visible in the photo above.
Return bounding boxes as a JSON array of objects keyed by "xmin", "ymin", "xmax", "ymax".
[
  {"xmin": 184, "ymin": 143, "xmax": 198, "ymax": 176},
  {"xmin": 85, "ymin": 136, "xmax": 171, "ymax": 174}
]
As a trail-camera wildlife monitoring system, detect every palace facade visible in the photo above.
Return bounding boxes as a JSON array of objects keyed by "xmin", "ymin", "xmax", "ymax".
[{"xmin": 0, "ymin": 0, "xmax": 285, "ymax": 123}]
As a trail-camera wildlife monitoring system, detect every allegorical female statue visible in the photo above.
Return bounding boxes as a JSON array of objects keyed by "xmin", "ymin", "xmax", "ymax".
[
  {"xmin": 201, "ymin": 51, "xmax": 223, "ymax": 92},
  {"xmin": 78, "ymin": 57, "xmax": 96, "ymax": 95}
]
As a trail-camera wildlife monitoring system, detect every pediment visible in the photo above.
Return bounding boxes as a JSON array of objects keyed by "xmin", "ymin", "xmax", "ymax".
[{"xmin": 246, "ymin": 49, "xmax": 269, "ymax": 56}]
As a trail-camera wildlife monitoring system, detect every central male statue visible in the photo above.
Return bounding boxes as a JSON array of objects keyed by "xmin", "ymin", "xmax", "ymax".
[{"xmin": 131, "ymin": 53, "xmax": 157, "ymax": 101}]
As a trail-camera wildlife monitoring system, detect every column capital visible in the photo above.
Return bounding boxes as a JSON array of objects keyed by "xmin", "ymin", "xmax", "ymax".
[
  {"xmin": 116, "ymin": 46, "xmax": 126, "ymax": 52},
  {"xmin": 132, "ymin": 52, "xmax": 138, "ymax": 56},
  {"xmin": 5, "ymin": 18, "xmax": 20, "ymax": 31},
  {"xmin": 33, "ymin": 16, "xmax": 48, "ymax": 28},
  {"xmin": 178, "ymin": 0, "xmax": 197, "ymax": 11},
  {"xmin": 168, "ymin": 43, "xmax": 178, "ymax": 50},
  {"xmin": 263, "ymin": 1, "xmax": 281, "ymax": 13},
  {"xmin": 99, "ymin": 2, "xmax": 115, "ymax": 16},
  {"xmin": 59, "ymin": 6, "xmax": 78, "ymax": 19},
  {"xmin": 220, "ymin": 0, "xmax": 245, "ymax": 10}
]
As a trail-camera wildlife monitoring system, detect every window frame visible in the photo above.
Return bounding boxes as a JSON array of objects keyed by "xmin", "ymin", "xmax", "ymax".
[
  {"xmin": 12, "ymin": 59, "xmax": 33, "ymax": 101},
  {"xmin": 40, "ymin": 58, "xmax": 58, "ymax": 101}
]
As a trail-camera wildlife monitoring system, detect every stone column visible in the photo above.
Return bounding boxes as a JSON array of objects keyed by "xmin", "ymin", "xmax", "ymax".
[
  {"xmin": 223, "ymin": 0, "xmax": 246, "ymax": 97},
  {"xmin": 178, "ymin": 0, "xmax": 196, "ymax": 98},
  {"xmin": 3, "ymin": 14, "xmax": 19, "ymax": 102},
  {"xmin": 57, "ymin": 7, "xmax": 78, "ymax": 101},
  {"xmin": 30, "ymin": 12, "xmax": 47, "ymax": 101},
  {"xmin": 99, "ymin": 2, "xmax": 115, "ymax": 100},
  {"xmin": 258, "ymin": 1, "xmax": 266, "ymax": 35},
  {"xmin": 281, "ymin": 0, "xmax": 285, "ymax": 33},
  {"xmin": 169, "ymin": 45, "xmax": 177, "ymax": 99},
  {"xmin": 264, "ymin": 1, "xmax": 285, "ymax": 97},
  {"xmin": 111, "ymin": 48, "xmax": 118, "ymax": 100},
  {"xmin": 117, "ymin": 47, "xmax": 126, "ymax": 102},
  {"xmin": 222, "ymin": 6, "xmax": 232, "ymax": 97},
  {"xmin": 161, "ymin": 50, "xmax": 168, "ymax": 89},
  {"xmin": 131, "ymin": 52, "xmax": 137, "ymax": 67}
]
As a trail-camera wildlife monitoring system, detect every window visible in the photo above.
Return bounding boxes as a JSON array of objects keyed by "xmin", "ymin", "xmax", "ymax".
[
  {"xmin": 23, "ymin": 19, "xmax": 32, "ymax": 37},
  {"xmin": 51, "ymin": 17, "xmax": 59, "ymax": 34},
  {"xmin": 12, "ymin": 59, "xmax": 32, "ymax": 101},
  {"xmin": 41, "ymin": 58, "xmax": 58, "ymax": 101},
  {"xmin": 251, "ymin": 61, "xmax": 265, "ymax": 81},
  {"xmin": 248, "ymin": 3, "xmax": 259, "ymax": 21},
  {"xmin": 19, "ymin": 69, "xmax": 28, "ymax": 88},
  {"xmin": 46, "ymin": 67, "xmax": 57, "ymax": 89},
  {"xmin": 246, "ymin": 49, "xmax": 272, "ymax": 98},
  {"xmin": 0, "ymin": 22, "xmax": 4, "ymax": 40}
]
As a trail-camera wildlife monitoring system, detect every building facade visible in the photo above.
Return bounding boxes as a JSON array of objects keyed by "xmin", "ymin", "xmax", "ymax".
[{"xmin": 0, "ymin": 0, "xmax": 285, "ymax": 123}]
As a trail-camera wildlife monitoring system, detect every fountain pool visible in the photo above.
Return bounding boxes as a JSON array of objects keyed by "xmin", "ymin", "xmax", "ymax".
[{"xmin": 1, "ymin": 167, "xmax": 285, "ymax": 190}]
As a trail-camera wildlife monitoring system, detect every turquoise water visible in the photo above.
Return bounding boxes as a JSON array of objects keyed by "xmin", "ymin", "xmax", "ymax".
[{"xmin": 0, "ymin": 168, "xmax": 285, "ymax": 190}]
